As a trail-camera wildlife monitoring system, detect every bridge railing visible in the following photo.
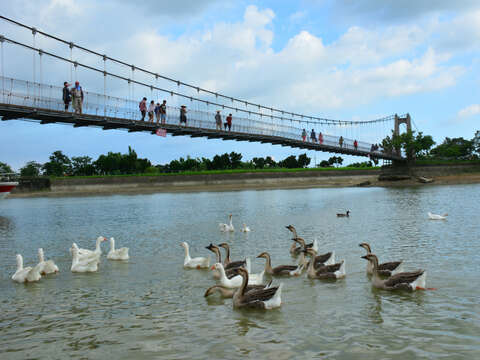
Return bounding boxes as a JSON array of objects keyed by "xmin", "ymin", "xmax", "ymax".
[{"xmin": 0, "ymin": 76, "xmax": 385, "ymax": 157}]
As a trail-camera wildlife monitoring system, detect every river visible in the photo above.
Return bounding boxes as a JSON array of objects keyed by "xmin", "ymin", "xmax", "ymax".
[{"xmin": 0, "ymin": 185, "xmax": 479, "ymax": 359}]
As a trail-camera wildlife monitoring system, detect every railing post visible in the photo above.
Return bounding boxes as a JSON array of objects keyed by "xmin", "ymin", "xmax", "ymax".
[
  {"xmin": 103, "ymin": 54, "xmax": 107, "ymax": 117},
  {"xmin": 0, "ymin": 35, "xmax": 4, "ymax": 103}
]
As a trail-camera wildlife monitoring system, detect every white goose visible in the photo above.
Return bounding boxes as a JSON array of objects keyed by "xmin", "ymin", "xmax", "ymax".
[
  {"xmin": 107, "ymin": 237, "xmax": 129, "ymax": 260},
  {"xmin": 77, "ymin": 236, "xmax": 107, "ymax": 258},
  {"xmin": 240, "ymin": 223, "xmax": 251, "ymax": 232},
  {"xmin": 71, "ymin": 246, "xmax": 99, "ymax": 273},
  {"xmin": 11, "ymin": 254, "xmax": 42, "ymax": 283},
  {"xmin": 219, "ymin": 214, "xmax": 235, "ymax": 232},
  {"xmin": 428, "ymin": 212, "xmax": 448, "ymax": 220},
  {"xmin": 211, "ymin": 263, "xmax": 263, "ymax": 288},
  {"xmin": 181, "ymin": 242, "xmax": 210, "ymax": 269},
  {"xmin": 37, "ymin": 248, "xmax": 59, "ymax": 275}
]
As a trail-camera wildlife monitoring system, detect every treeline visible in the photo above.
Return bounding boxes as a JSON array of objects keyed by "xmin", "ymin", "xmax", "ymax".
[
  {"xmin": 381, "ymin": 130, "xmax": 480, "ymax": 161},
  {"xmin": 1, "ymin": 149, "xmax": 328, "ymax": 177}
]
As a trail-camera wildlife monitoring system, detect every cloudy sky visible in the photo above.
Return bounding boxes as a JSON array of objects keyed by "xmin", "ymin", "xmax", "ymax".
[{"xmin": 1, "ymin": 0, "xmax": 479, "ymax": 170}]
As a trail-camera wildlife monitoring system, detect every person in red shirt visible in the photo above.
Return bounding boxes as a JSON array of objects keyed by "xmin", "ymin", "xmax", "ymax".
[
  {"xmin": 139, "ymin": 97, "xmax": 147, "ymax": 121},
  {"xmin": 225, "ymin": 113, "xmax": 232, "ymax": 131},
  {"xmin": 354, "ymin": 139, "xmax": 358, "ymax": 150}
]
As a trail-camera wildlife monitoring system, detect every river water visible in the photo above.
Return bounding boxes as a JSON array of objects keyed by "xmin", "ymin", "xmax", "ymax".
[{"xmin": 0, "ymin": 185, "xmax": 479, "ymax": 359}]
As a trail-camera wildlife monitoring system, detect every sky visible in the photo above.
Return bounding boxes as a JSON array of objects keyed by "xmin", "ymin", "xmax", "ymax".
[{"xmin": 0, "ymin": 0, "xmax": 479, "ymax": 171}]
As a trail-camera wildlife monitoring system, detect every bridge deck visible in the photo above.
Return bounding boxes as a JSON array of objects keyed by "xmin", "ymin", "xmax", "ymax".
[{"xmin": 0, "ymin": 102, "xmax": 404, "ymax": 161}]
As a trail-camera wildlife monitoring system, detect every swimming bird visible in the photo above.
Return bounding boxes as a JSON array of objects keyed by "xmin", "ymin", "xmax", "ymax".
[
  {"xmin": 428, "ymin": 212, "xmax": 448, "ymax": 220},
  {"xmin": 218, "ymin": 243, "xmax": 246, "ymax": 270},
  {"xmin": 245, "ymin": 257, "xmax": 265, "ymax": 284},
  {"xmin": 256, "ymin": 251, "xmax": 302, "ymax": 276},
  {"xmin": 75, "ymin": 236, "xmax": 107, "ymax": 261},
  {"xmin": 205, "ymin": 243, "xmax": 239, "ymax": 279},
  {"xmin": 204, "ymin": 281, "xmax": 272, "ymax": 298},
  {"xmin": 233, "ymin": 267, "xmax": 283, "ymax": 310},
  {"xmin": 11, "ymin": 254, "xmax": 42, "ymax": 283},
  {"xmin": 359, "ymin": 242, "xmax": 403, "ymax": 276},
  {"xmin": 37, "ymin": 248, "xmax": 59, "ymax": 275},
  {"xmin": 336, "ymin": 210, "xmax": 350, "ymax": 217},
  {"xmin": 305, "ymin": 248, "xmax": 346, "ymax": 280},
  {"xmin": 180, "ymin": 242, "xmax": 209, "ymax": 269},
  {"xmin": 292, "ymin": 238, "xmax": 333, "ymax": 267},
  {"xmin": 211, "ymin": 263, "xmax": 264, "ymax": 288},
  {"xmin": 219, "ymin": 214, "xmax": 235, "ymax": 232},
  {"xmin": 71, "ymin": 246, "xmax": 99, "ymax": 273},
  {"xmin": 240, "ymin": 223, "xmax": 251, "ymax": 232},
  {"xmin": 361, "ymin": 254, "xmax": 426, "ymax": 291},
  {"xmin": 107, "ymin": 237, "xmax": 130, "ymax": 260}
]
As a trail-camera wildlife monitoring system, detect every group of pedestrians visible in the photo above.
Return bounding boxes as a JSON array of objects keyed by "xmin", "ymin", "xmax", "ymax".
[
  {"xmin": 62, "ymin": 81, "xmax": 84, "ymax": 114},
  {"xmin": 139, "ymin": 98, "xmax": 167, "ymax": 124},
  {"xmin": 302, "ymin": 129, "xmax": 324, "ymax": 144},
  {"xmin": 215, "ymin": 111, "xmax": 233, "ymax": 131}
]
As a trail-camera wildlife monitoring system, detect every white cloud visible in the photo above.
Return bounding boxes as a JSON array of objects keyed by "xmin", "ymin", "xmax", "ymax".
[{"xmin": 458, "ymin": 104, "xmax": 480, "ymax": 117}]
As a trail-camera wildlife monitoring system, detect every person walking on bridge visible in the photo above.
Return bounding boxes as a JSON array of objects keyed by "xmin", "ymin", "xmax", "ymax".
[
  {"xmin": 301, "ymin": 129, "xmax": 307, "ymax": 141},
  {"xmin": 215, "ymin": 110, "xmax": 222, "ymax": 130},
  {"xmin": 62, "ymin": 82, "xmax": 71, "ymax": 111},
  {"xmin": 318, "ymin": 132, "xmax": 323, "ymax": 144},
  {"xmin": 180, "ymin": 105, "xmax": 187, "ymax": 125},
  {"xmin": 339, "ymin": 136, "xmax": 344, "ymax": 148},
  {"xmin": 139, "ymin": 97, "xmax": 147, "ymax": 121},
  {"xmin": 71, "ymin": 81, "xmax": 84, "ymax": 114},
  {"xmin": 160, "ymin": 100, "xmax": 167, "ymax": 124},
  {"xmin": 225, "ymin": 113, "xmax": 233, "ymax": 131},
  {"xmin": 354, "ymin": 139, "xmax": 358, "ymax": 150},
  {"xmin": 148, "ymin": 100, "xmax": 155, "ymax": 123},
  {"xmin": 310, "ymin": 129, "xmax": 316, "ymax": 143}
]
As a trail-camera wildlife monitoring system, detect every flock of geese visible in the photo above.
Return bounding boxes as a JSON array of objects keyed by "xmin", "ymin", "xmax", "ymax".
[
  {"xmin": 181, "ymin": 211, "xmax": 443, "ymax": 310},
  {"xmin": 11, "ymin": 237, "xmax": 129, "ymax": 283}
]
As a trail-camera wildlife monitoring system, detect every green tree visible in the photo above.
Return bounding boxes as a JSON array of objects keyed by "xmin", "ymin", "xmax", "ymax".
[
  {"xmin": 319, "ymin": 160, "xmax": 331, "ymax": 167},
  {"xmin": 229, "ymin": 152, "xmax": 243, "ymax": 169},
  {"xmin": 297, "ymin": 153, "xmax": 311, "ymax": 168},
  {"xmin": 20, "ymin": 161, "xmax": 42, "ymax": 177},
  {"xmin": 382, "ymin": 130, "xmax": 435, "ymax": 160},
  {"xmin": 430, "ymin": 137, "xmax": 474, "ymax": 159},
  {"xmin": 0, "ymin": 162, "xmax": 13, "ymax": 173},
  {"xmin": 71, "ymin": 156, "xmax": 96, "ymax": 176},
  {"xmin": 42, "ymin": 151, "xmax": 72, "ymax": 176},
  {"xmin": 252, "ymin": 157, "xmax": 265, "ymax": 169}
]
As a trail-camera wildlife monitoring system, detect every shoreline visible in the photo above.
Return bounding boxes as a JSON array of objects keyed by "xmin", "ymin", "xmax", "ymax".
[{"xmin": 8, "ymin": 172, "xmax": 480, "ymax": 198}]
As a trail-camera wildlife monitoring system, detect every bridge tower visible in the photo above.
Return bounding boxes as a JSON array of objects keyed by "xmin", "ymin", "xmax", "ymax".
[{"xmin": 394, "ymin": 113, "xmax": 414, "ymax": 160}]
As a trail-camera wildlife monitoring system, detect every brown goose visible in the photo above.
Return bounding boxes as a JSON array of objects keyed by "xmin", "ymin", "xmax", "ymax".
[
  {"xmin": 361, "ymin": 254, "xmax": 426, "ymax": 291},
  {"xmin": 218, "ymin": 243, "xmax": 246, "ymax": 270},
  {"xmin": 359, "ymin": 243, "xmax": 403, "ymax": 276},
  {"xmin": 305, "ymin": 248, "xmax": 346, "ymax": 279},
  {"xmin": 293, "ymin": 238, "xmax": 334, "ymax": 267},
  {"xmin": 256, "ymin": 251, "xmax": 302, "ymax": 276},
  {"xmin": 205, "ymin": 244, "xmax": 238, "ymax": 279},
  {"xmin": 285, "ymin": 225, "xmax": 313, "ymax": 256},
  {"xmin": 336, "ymin": 210, "xmax": 350, "ymax": 217},
  {"xmin": 204, "ymin": 280, "xmax": 272, "ymax": 298},
  {"xmin": 232, "ymin": 268, "xmax": 283, "ymax": 310}
]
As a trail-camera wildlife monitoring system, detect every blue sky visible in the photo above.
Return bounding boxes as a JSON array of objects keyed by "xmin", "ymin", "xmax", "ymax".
[{"xmin": 1, "ymin": 0, "xmax": 479, "ymax": 170}]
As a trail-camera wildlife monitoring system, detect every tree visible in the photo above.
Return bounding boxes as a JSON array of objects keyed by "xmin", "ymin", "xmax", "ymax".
[
  {"xmin": 328, "ymin": 156, "xmax": 343, "ymax": 167},
  {"xmin": 42, "ymin": 151, "xmax": 72, "ymax": 176},
  {"xmin": 20, "ymin": 161, "xmax": 42, "ymax": 177},
  {"xmin": 319, "ymin": 160, "xmax": 331, "ymax": 167},
  {"xmin": 71, "ymin": 156, "xmax": 95, "ymax": 176},
  {"xmin": 472, "ymin": 130, "xmax": 480, "ymax": 154},
  {"xmin": 381, "ymin": 130, "xmax": 435, "ymax": 160},
  {"xmin": 252, "ymin": 157, "xmax": 266, "ymax": 169},
  {"xmin": 430, "ymin": 137, "xmax": 474, "ymax": 159},
  {"xmin": 0, "ymin": 162, "xmax": 13, "ymax": 173},
  {"xmin": 297, "ymin": 153, "xmax": 311, "ymax": 168},
  {"xmin": 229, "ymin": 152, "xmax": 243, "ymax": 169},
  {"xmin": 279, "ymin": 155, "xmax": 298, "ymax": 168}
]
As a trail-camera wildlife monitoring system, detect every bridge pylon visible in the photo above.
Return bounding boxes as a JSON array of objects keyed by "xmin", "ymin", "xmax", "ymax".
[{"xmin": 394, "ymin": 113, "xmax": 414, "ymax": 161}]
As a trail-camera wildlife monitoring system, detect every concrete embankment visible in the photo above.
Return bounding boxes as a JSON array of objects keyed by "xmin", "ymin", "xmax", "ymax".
[
  {"xmin": 11, "ymin": 170, "xmax": 380, "ymax": 197},
  {"xmin": 9, "ymin": 163, "xmax": 480, "ymax": 198}
]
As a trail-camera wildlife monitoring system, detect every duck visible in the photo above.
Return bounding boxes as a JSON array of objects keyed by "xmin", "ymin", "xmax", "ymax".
[
  {"xmin": 76, "ymin": 236, "xmax": 107, "ymax": 260},
  {"xmin": 361, "ymin": 254, "xmax": 426, "ymax": 291},
  {"xmin": 256, "ymin": 251, "xmax": 302, "ymax": 276},
  {"xmin": 240, "ymin": 223, "xmax": 251, "ymax": 232},
  {"xmin": 286, "ymin": 225, "xmax": 309, "ymax": 256},
  {"xmin": 428, "ymin": 212, "xmax": 448, "ymax": 220},
  {"xmin": 292, "ymin": 238, "xmax": 333, "ymax": 267},
  {"xmin": 107, "ymin": 237, "xmax": 130, "ymax": 260},
  {"xmin": 233, "ymin": 267, "xmax": 283, "ymax": 310},
  {"xmin": 71, "ymin": 246, "xmax": 99, "ymax": 273},
  {"xmin": 37, "ymin": 248, "xmax": 59, "ymax": 275},
  {"xmin": 359, "ymin": 242, "xmax": 403, "ymax": 276},
  {"xmin": 218, "ymin": 243, "xmax": 246, "ymax": 270},
  {"xmin": 205, "ymin": 243, "xmax": 239, "ymax": 280},
  {"xmin": 305, "ymin": 248, "xmax": 346, "ymax": 279},
  {"xmin": 11, "ymin": 254, "xmax": 42, "ymax": 283},
  {"xmin": 204, "ymin": 281, "xmax": 272, "ymax": 298},
  {"xmin": 219, "ymin": 214, "xmax": 235, "ymax": 232},
  {"xmin": 336, "ymin": 210, "xmax": 350, "ymax": 217},
  {"xmin": 211, "ymin": 263, "xmax": 264, "ymax": 288},
  {"xmin": 180, "ymin": 242, "xmax": 209, "ymax": 269},
  {"xmin": 70, "ymin": 242, "xmax": 99, "ymax": 262}
]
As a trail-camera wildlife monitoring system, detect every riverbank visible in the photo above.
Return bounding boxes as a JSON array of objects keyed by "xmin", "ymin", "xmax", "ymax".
[{"xmin": 8, "ymin": 163, "xmax": 480, "ymax": 198}]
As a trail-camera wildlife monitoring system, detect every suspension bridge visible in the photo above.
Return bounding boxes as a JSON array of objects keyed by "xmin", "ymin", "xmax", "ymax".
[{"xmin": 0, "ymin": 16, "xmax": 408, "ymax": 162}]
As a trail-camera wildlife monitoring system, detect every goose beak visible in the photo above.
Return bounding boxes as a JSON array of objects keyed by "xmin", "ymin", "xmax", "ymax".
[
  {"xmin": 210, "ymin": 265, "xmax": 216, "ymax": 270},
  {"xmin": 361, "ymin": 255, "xmax": 368, "ymax": 260}
]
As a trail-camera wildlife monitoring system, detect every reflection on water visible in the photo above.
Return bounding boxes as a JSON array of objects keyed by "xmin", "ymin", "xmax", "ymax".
[{"xmin": 0, "ymin": 185, "xmax": 480, "ymax": 359}]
